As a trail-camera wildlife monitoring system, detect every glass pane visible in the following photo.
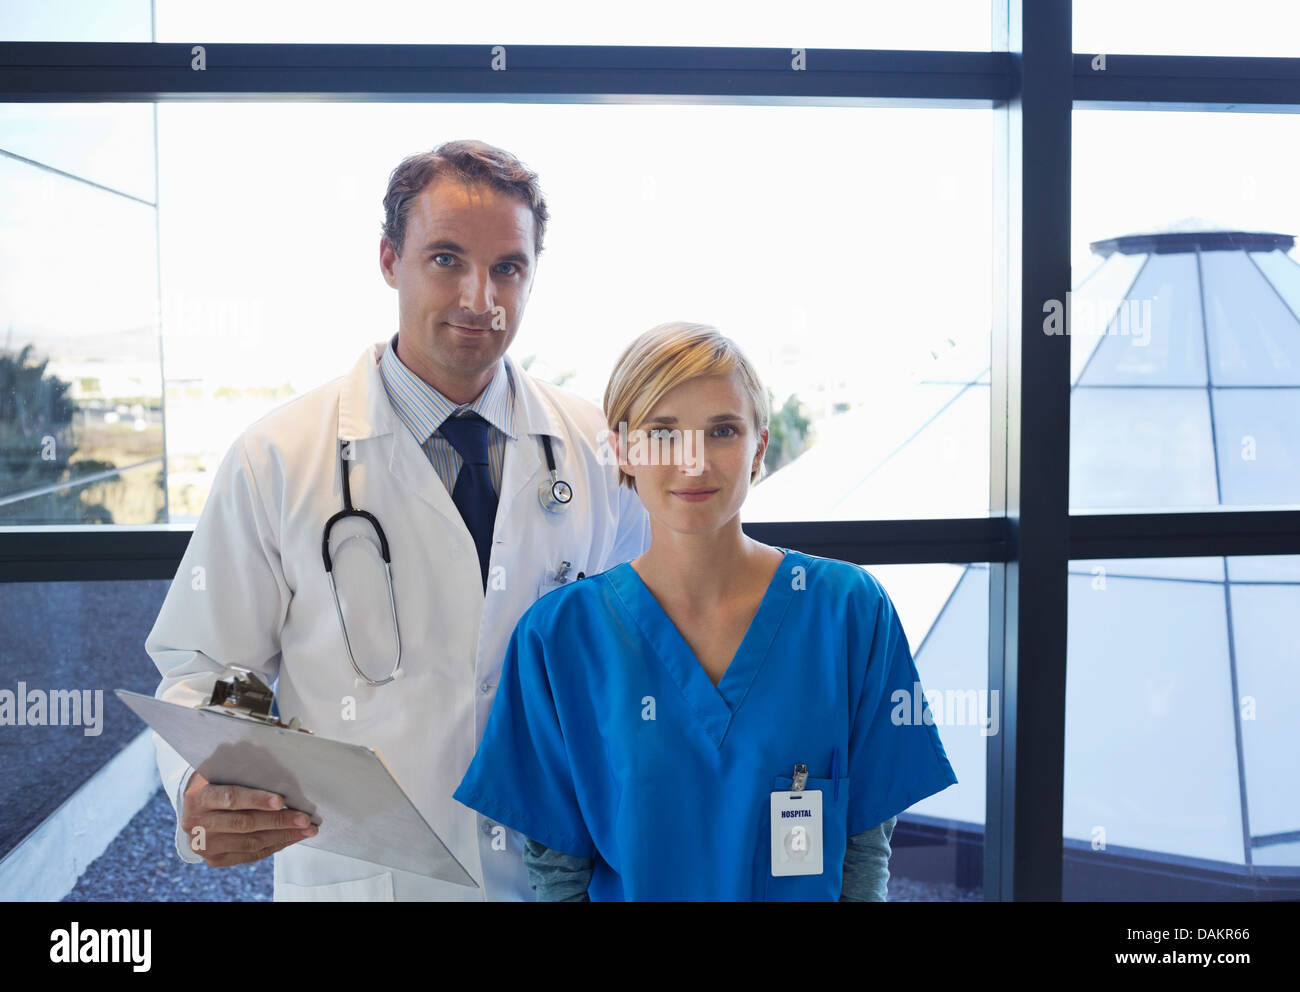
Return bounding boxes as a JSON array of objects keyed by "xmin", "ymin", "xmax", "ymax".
[
  {"xmin": 1066, "ymin": 565, "xmax": 1239, "ymax": 862},
  {"xmin": 1064, "ymin": 555, "xmax": 1299, "ymax": 899},
  {"xmin": 747, "ymin": 383, "xmax": 990, "ymax": 522},
  {"xmin": 1069, "ymin": 249, "xmax": 1146, "ymax": 386},
  {"xmin": 1201, "ymin": 250, "xmax": 1300, "ymax": 386},
  {"xmin": 1074, "ymin": 0, "xmax": 1300, "ymax": 57},
  {"xmin": 862, "ymin": 561, "xmax": 988, "ymax": 901},
  {"xmin": 1228, "ymin": 555, "xmax": 1300, "ymax": 581},
  {"xmin": 154, "ymin": 0, "xmax": 993, "ymax": 49},
  {"xmin": 1071, "ymin": 556, "xmax": 1224, "ymax": 582},
  {"xmin": 1075, "ymin": 253, "xmax": 1207, "ymax": 387},
  {"xmin": 2, "ymin": 101, "xmax": 990, "ymax": 528},
  {"xmin": 1070, "ymin": 388, "xmax": 1217, "ymax": 510},
  {"xmin": 1228, "ymin": 572, "xmax": 1300, "ymax": 866},
  {"xmin": 150, "ymin": 102, "xmax": 990, "ymax": 524},
  {"xmin": 0, "ymin": 0, "xmax": 151, "ymax": 42},
  {"xmin": 0, "ymin": 103, "xmax": 156, "ymax": 202},
  {"xmin": 1250, "ymin": 249, "xmax": 1300, "ymax": 319},
  {"xmin": 0, "ymin": 156, "xmax": 163, "ymax": 525},
  {"xmin": 1212, "ymin": 388, "xmax": 1300, "ymax": 505},
  {"xmin": 1072, "ymin": 110, "xmax": 1300, "ymax": 512}
]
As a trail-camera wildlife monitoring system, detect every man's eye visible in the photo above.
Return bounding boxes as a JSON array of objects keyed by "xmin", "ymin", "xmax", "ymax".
[
  {"xmin": 432, "ymin": 253, "xmax": 455, "ymax": 266},
  {"xmin": 497, "ymin": 262, "xmax": 519, "ymax": 275},
  {"xmin": 714, "ymin": 425, "xmax": 738, "ymax": 437}
]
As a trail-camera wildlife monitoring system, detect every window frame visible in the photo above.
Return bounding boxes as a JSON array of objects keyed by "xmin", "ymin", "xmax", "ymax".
[{"xmin": 2, "ymin": 0, "xmax": 1299, "ymax": 900}]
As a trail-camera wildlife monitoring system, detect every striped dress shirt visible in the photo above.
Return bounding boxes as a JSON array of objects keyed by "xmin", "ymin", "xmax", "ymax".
[{"xmin": 378, "ymin": 333, "xmax": 516, "ymax": 497}]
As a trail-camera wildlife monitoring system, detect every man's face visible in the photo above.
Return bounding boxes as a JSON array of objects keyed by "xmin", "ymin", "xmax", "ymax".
[{"xmin": 380, "ymin": 178, "xmax": 536, "ymax": 391}]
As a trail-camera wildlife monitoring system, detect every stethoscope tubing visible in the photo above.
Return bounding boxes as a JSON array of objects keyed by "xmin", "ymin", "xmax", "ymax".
[{"xmin": 323, "ymin": 434, "xmax": 570, "ymax": 686}]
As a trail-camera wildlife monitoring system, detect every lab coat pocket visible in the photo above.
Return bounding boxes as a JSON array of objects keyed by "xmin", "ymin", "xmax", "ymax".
[
  {"xmin": 277, "ymin": 870, "xmax": 394, "ymax": 902},
  {"xmin": 762, "ymin": 775, "xmax": 852, "ymax": 902}
]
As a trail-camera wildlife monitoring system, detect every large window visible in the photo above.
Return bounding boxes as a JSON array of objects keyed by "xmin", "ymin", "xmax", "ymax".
[
  {"xmin": 0, "ymin": 105, "xmax": 163, "ymax": 525},
  {"xmin": 2, "ymin": 101, "xmax": 992, "ymax": 526}
]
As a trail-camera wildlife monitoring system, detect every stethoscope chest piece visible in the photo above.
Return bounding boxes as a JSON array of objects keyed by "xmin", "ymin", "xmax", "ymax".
[
  {"xmin": 538, "ymin": 476, "xmax": 573, "ymax": 513},
  {"xmin": 537, "ymin": 434, "xmax": 572, "ymax": 514}
]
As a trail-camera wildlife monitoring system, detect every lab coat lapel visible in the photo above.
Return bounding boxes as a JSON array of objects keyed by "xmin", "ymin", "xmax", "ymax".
[
  {"xmin": 337, "ymin": 341, "xmax": 462, "ymax": 528},
  {"xmin": 493, "ymin": 353, "xmax": 563, "ymax": 533}
]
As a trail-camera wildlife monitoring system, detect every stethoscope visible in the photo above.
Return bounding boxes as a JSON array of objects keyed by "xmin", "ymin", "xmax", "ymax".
[{"xmin": 322, "ymin": 434, "xmax": 572, "ymax": 687}]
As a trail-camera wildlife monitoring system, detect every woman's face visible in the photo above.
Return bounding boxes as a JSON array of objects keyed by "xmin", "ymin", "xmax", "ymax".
[{"xmin": 618, "ymin": 370, "xmax": 767, "ymax": 537}]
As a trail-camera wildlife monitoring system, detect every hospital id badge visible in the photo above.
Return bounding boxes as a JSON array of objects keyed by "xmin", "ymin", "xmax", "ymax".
[{"xmin": 770, "ymin": 790, "xmax": 824, "ymax": 876}]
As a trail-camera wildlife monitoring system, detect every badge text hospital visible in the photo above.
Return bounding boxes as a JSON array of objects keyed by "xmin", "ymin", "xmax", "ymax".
[{"xmin": 770, "ymin": 789, "xmax": 824, "ymax": 876}]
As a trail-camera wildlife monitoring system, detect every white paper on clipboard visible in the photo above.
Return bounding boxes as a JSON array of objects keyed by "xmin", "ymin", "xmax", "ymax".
[{"xmin": 116, "ymin": 690, "xmax": 476, "ymax": 887}]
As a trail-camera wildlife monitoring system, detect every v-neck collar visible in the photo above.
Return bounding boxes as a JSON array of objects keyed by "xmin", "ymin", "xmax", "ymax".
[{"xmin": 605, "ymin": 547, "xmax": 801, "ymax": 749}]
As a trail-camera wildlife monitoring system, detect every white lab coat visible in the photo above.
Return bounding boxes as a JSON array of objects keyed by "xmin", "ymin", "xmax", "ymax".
[{"xmin": 146, "ymin": 341, "xmax": 650, "ymax": 901}]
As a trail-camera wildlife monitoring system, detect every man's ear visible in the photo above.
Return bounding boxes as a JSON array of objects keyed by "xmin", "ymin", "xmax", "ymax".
[{"xmin": 379, "ymin": 237, "xmax": 399, "ymax": 289}]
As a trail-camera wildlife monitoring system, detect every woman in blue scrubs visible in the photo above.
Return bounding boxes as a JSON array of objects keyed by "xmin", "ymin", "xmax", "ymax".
[{"xmin": 454, "ymin": 322, "xmax": 957, "ymax": 901}]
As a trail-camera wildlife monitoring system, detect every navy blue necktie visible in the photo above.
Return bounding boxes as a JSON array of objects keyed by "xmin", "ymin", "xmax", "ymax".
[{"xmin": 438, "ymin": 412, "xmax": 498, "ymax": 590}]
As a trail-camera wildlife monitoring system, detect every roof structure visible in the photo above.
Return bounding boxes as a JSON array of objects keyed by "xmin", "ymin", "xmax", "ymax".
[{"xmin": 745, "ymin": 227, "xmax": 1300, "ymax": 870}]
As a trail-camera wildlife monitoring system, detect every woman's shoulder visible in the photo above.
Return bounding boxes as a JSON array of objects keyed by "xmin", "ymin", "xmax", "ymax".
[
  {"xmin": 516, "ymin": 562, "xmax": 631, "ymax": 635},
  {"xmin": 778, "ymin": 548, "xmax": 890, "ymax": 603}
]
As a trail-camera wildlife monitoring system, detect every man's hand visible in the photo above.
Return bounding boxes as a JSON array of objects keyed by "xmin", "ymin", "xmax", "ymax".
[{"xmin": 181, "ymin": 771, "xmax": 317, "ymax": 867}]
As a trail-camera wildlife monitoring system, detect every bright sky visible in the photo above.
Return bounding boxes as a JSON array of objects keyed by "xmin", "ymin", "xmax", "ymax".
[
  {"xmin": 154, "ymin": 0, "xmax": 990, "ymax": 49},
  {"xmin": 150, "ymin": 101, "xmax": 993, "ymax": 403},
  {"xmin": 153, "ymin": 0, "xmax": 1300, "ymax": 55},
  {"xmin": 141, "ymin": 104, "xmax": 1300, "ymax": 397}
]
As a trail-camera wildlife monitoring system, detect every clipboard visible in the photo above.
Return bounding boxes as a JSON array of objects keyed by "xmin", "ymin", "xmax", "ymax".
[{"xmin": 117, "ymin": 690, "xmax": 477, "ymax": 887}]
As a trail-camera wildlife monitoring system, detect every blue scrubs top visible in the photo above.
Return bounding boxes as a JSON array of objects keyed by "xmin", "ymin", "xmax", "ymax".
[{"xmin": 454, "ymin": 548, "xmax": 958, "ymax": 901}]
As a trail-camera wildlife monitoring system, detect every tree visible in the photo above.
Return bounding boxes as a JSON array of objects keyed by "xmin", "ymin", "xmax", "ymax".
[
  {"xmin": 0, "ymin": 344, "xmax": 115, "ymax": 523},
  {"xmin": 763, "ymin": 388, "xmax": 812, "ymax": 476}
]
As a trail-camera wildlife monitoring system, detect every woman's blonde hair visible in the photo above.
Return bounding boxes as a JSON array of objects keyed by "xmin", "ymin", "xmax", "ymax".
[{"xmin": 603, "ymin": 322, "xmax": 770, "ymax": 491}]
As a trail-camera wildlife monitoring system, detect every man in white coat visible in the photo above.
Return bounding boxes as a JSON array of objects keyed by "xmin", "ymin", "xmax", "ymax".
[{"xmin": 145, "ymin": 139, "xmax": 650, "ymax": 901}]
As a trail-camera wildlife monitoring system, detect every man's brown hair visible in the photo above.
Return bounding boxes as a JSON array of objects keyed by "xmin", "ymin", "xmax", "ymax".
[{"xmin": 381, "ymin": 139, "xmax": 549, "ymax": 260}]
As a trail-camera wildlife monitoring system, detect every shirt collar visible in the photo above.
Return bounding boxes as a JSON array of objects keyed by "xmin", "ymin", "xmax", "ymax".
[{"xmin": 379, "ymin": 332, "xmax": 517, "ymax": 442}]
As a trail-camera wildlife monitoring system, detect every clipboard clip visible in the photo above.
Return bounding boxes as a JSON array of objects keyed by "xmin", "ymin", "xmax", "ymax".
[{"xmin": 204, "ymin": 666, "xmax": 312, "ymax": 733}]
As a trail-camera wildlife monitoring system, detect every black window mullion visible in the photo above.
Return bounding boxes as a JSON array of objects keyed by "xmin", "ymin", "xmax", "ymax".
[{"xmin": 989, "ymin": 0, "xmax": 1073, "ymax": 903}]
